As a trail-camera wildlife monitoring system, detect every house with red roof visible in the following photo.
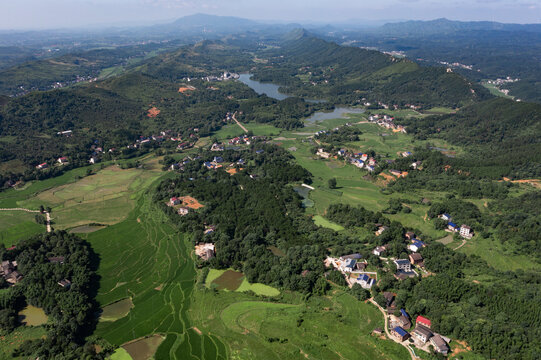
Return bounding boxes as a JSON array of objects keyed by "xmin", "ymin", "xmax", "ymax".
[{"xmin": 416, "ymin": 315, "xmax": 431, "ymax": 328}]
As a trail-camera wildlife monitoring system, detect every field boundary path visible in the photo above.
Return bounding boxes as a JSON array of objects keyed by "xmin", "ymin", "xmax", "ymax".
[
  {"xmin": 232, "ymin": 112, "xmax": 248, "ymax": 133},
  {"xmin": 0, "ymin": 208, "xmax": 51, "ymax": 233},
  {"xmin": 453, "ymin": 239, "xmax": 467, "ymax": 250},
  {"xmin": 369, "ymin": 298, "xmax": 417, "ymax": 360}
]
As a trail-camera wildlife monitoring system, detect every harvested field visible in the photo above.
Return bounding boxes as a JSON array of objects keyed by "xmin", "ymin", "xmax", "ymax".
[
  {"xmin": 147, "ymin": 107, "xmax": 160, "ymax": 118},
  {"xmin": 123, "ymin": 335, "xmax": 164, "ymax": 360},
  {"xmin": 178, "ymin": 85, "xmax": 196, "ymax": 93},
  {"xmin": 179, "ymin": 196, "xmax": 204, "ymax": 209},
  {"xmin": 211, "ymin": 270, "xmax": 244, "ymax": 291},
  {"xmin": 69, "ymin": 224, "xmax": 106, "ymax": 233},
  {"xmin": 18, "ymin": 305, "xmax": 48, "ymax": 326}
]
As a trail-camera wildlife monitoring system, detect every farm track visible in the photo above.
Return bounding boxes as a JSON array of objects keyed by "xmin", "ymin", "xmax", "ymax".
[{"xmin": 0, "ymin": 208, "xmax": 51, "ymax": 232}]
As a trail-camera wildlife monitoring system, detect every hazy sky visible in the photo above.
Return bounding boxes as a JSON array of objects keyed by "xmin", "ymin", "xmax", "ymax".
[{"xmin": 1, "ymin": 0, "xmax": 540, "ymax": 29}]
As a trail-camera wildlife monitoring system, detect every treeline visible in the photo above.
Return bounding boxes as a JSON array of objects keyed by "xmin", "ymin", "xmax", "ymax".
[
  {"xmin": 387, "ymin": 148, "xmax": 512, "ymax": 198},
  {"xmin": 0, "ymin": 231, "xmax": 109, "ymax": 359},
  {"xmin": 403, "ymin": 97, "xmax": 541, "ymax": 179}
]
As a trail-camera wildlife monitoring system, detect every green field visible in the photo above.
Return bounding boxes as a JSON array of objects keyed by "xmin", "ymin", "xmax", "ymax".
[
  {"xmin": 213, "ymin": 122, "xmax": 282, "ymax": 140},
  {"xmin": 0, "ymin": 210, "xmax": 44, "ymax": 246},
  {"xmin": 206, "ymin": 269, "xmax": 280, "ymax": 296},
  {"xmin": 0, "ymin": 326, "xmax": 47, "ymax": 359},
  {"xmin": 313, "ymin": 215, "xmax": 344, "ymax": 231}
]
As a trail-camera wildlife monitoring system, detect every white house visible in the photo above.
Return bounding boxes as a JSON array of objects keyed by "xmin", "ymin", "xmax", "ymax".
[
  {"xmin": 394, "ymin": 259, "xmax": 412, "ymax": 272},
  {"xmin": 460, "ymin": 225, "xmax": 472, "ymax": 238},
  {"xmin": 373, "ymin": 246, "xmax": 386, "ymax": 256},
  {"xmin": 317, "ymin": 148, "xmax": 331, "ymax": 159}
]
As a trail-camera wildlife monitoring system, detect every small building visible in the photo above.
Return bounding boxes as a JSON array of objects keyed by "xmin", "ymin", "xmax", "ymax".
[
  {"xmin": 447, "ymin": 222, "xmax": 459, "ymax": 232},
  {"xmin": 89, "ymin": 157, "xmax": 98, "ymax": 164},
  {"xmin": 413, "ymin": 325, "xmax": 433, "ymax": 343},
  {"xmin": 178, "ymin": 207, "xmax": 189, "ymax": 216},
  {"xmin": 383, "ymin": 292, "xmax": 396, "ymax": 309},
  {"xmin": 460, "ymin": 225, "xmax": 472, "ymax": 238},
  {"xmin": 392, "ymin": 326, "xmax": 410, "ymax": 342},
  {"xmin": 48, "ymin": 256, "xmax": 65, "ymax": 264},
  {"xmin": 373, "ymin": 246, "xmax": 386, "ymax": 256},
  {"xmin": 366, "ymin": 165, "xmax": 375, "ymax": 172},
  {"xmin": 169, "ymin": 197, "xmax": 181, "ymax": 206},
  {"xmin": 430, "ymin": 334, "xmax": 450, "ymax": 355},
  {"xmin": 441, "ymin": 213, "xmax": 451, "ymax": 221},
  {"xmin": 341, "ymin": 258, "xmax": 356, "ymax": 272},
  {"xmin": 390, "ymin": 169, "xmax": 402, "ymax": 177},
  {"xmin": 400, "ymin": 308, "xmax": 409, "ymax": 319},
  {"xmin": 213, "ymin": 156, "xmax": 224, "ymax": 163},
  {"xmin": 57, "ymin": 157, "xmax": 68, "ymax": 165},
  {"xmin": 317, "ymin": 148, "xmax": 331, "ymax": 159},
  {"xmin": 405, "ymin": 232, "xmax": 415, "ymax": 240},
  {"xmin": 375, "ymin": 226, "xmax": 388, "ymax": 236},
  {"xmin": 416, "ymin": 315, "xmax": 432, "ymax": 329},
  {"xmin": 58, "ymin": 279, "xmax": 72, "ymax": 288},
  {"xmin": 394, "ymin": 259, "xmax": 412, "ymax": 272},
  {"xmin": 356, "ymin": 274, "xmax": 375, "ymax": 289},
  {"xmin": 401, "ymin": 151, "xmax": 412, "ymax": 157},
  {"xmin": 355, "ymin": 262, "xmax": 367, "ymax": 271},
  {"xmin": 340, "ymin": 253, "xmax": 362, "ymax": 261},
  {"xmin": 372, "ymin": 328, "xmax": 384, "ymax": 335},
  {"xmin": 36, "ymin": 163, "xmax": 48, "ymax": 170},
  {"xmin": 409, "ymin": 253, "xmax": 424, "ymax": 266},
  {"xmin": 398, "ymin": 315, "xmax": 411, "ymax": 329},
  {"xmin": 408, "ymin": 240, "xmax": 425, "ymax": 252}
]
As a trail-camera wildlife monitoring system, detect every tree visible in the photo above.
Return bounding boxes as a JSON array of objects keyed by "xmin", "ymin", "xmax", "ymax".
[{"xmin": 328, "ymin": 177, "xmax": 337, "ymax": 189}]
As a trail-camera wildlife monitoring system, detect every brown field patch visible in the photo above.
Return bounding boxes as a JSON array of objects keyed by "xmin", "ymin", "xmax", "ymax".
[
  {"xmin": 147, "ymin": 107, "xmax": 160, "ymax": 118},
  {"xmin": 179, "ymin": 196, "xmax": 204, "ymax": 209},
  {"xmin": 211, "ymin": 270, "xmax": 244, "ymax": 291},
  {"xmin": 178, "ymin": 85, "xmax": 196, "ymax": 93},
  {"xmin": 501, "ymin": 177, "xmax": 541, "ymax": 189}
]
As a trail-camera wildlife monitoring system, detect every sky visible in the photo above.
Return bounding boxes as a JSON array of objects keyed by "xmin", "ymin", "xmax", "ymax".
[{"xmin": 1, "ymin": 0, "xmax": 540, "ymax": 30}]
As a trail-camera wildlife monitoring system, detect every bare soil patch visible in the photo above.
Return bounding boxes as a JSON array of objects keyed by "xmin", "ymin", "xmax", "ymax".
[
  {"xmin": 212, "ymin": 270, "xmax": 244, "ymax": 291},
  {"xmin": 147, "ymin": 107, "xmax": 160, "ymax": 118},
  {"xmin": 179, "ymin": 196, "xmax": 204, "ymax": 209}
]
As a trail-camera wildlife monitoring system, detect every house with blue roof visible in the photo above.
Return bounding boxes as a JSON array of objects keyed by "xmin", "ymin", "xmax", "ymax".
[
  {"xmin": 341, "ymin": 258, "xmax": 356, "ymax": 272},
  {"xmin": 447, "ymin": 222, "xmax": 459, "ymax": 232},
  {"xmin": 213, "ymin": 156, "xmax": 224, "ymax": 163},
  {"xmin": 408, "ymin": 240, "xmax": 426, "ymax": 252},
  {"xmin": 441, "ymin": 213, "xmax": 451, "ymax": 221},
  {"xmin": 256, "ymin": 149, "xmax": 264, "ymax": 154},
  {"xmin": 400, "ymin": 309, "xmax": 409, "ymax": 318},
  {"xmin": 203, "ymin": 161, "xmax": 214, "ymax": 169},
  {"xmin": 392, "ymin": 326, "xmax": 410, "ymax": 341},
  {"xmin": 356, "ymin": 274, "xmax": 375, "ymax": 289}
]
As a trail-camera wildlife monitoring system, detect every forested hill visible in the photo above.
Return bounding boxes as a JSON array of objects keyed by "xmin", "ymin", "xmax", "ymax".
[
  {"xmin": 404, "ymin": 97, "xmax": 541, "ymax": 178},
  {"xmin": 252, "ymin": 30, "xmax": 491, "ymax": 108}
]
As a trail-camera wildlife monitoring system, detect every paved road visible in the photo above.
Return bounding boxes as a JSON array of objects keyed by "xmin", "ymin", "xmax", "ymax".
[
  {"xmin": 369, "ymin": 298, "xmax": 417, "ymax": 360},
  {"xmin": 232, "ymin": 112, "xmax": 248, "ymax": 133},
  {"xmin": 0, "ymin": 208, "xmax": 51, "ymax": 233}
]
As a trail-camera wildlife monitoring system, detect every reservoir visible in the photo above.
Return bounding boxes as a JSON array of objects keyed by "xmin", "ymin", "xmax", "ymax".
[{"xmin": 238, "ymin": 73, "xmax": 327, "ymax": 103}]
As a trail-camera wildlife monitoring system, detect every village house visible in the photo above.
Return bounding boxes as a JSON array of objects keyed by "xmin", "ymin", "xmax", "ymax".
[
  {"xmin": 57, "ymin": 130, "xmax": 73, "ymax": 136},
  {"xmin": 383, "ymin": 292, "xmax": 397, "ymax": 313},
  {"xmin": 356, "ymin": 274, "xmax": 375, "ymax": 289},
  {"xmin": 409, "ymin": 253, "xmax": 424, "ymax": 266},
  {"xmin": 340, "ymin": 253, "xmax": 362, "ymax": 261},
  {"xmin": 411, "ymin": 161, "xmax": 422, "ymax": 170},
  {"xmin": 169, "ymin": 197, "xmax": 182, "ymax": 206},
  {"xmin": 1, "ymin": 260, "xmax": 22, "ymax": 284},
  {"xmin": 57, "ymin": 157, "xmax": 68, "ymax": 165},
  {"xmin": 448, "ymin": 222, "xmax": 459, "ymax": 232},
  {"xmin": 89, "ymin": 157, "xmax": 98, "ymax": 164},
  {"xmin": 373, "ymin": 246, "xmax": 386, "ymax": 256},
  {"xmin": 460, "ymin": 225, "xmax": 473, "ymax": 239},
  {"xmin": 178, "ymin": 207, "xmax": 189, "ymax": 216},
  {"xmin": 413, "ymin": 325, "xmax": 433, "ymax": 343},
  {"xmin": 58, "ymin": 279, "xmax": 71, "ymax": 288},
  {"xmin": 317, "ymin": 148, "xmax": 331, "ymax": 159},
  {"xmin": 195, "ymin": 243, "xmax": 215, "ymax": 261},
  {"xmin": 408, "ymin": 240, "xmax": 425, "ymax": 252},
  {"xmin": 401, "ymin": 151, "xmax": 412, "ymax": 157},
  {"xmin": 398, "ymin": 315, "xmax": 411, "ymax": 329},
  {"xmin": 355, "ymin": 262, "xmax": 367, "ymax": 271},
  {"xmin": 210, "ymin": 143, "xmax": 224, "ymax": 151},
  {"xmin": 405, "ymin": 231, "xmax": 416, "ymax": 240},
  {"xmin": 392, "ymin": 326, "xmax": 410, "ymax": 342},
  {"xmin": 36, "ymin": 163, "xmax": 48, "ymax": 170},
  {"xmin": 366, "ymin": 165, "xmax": 375, "ymax": 172},
  {"xmin": 394, "ymin": 259, "xmax": 412, "ymax": 272},
  {"xmin": 430, "ymin": 334, "xmax": 450, "ymax": 355},
  {"xmin": 375, "ymin": 226, "xmax": 388, "ymax": 236},
  {"xmin": 440, "ymin": 213, "xmax": 451, "ymax": 221},
  {"xmin": 341, "ymin": 258, "xmax": 357, "ymax": 272},
  {"xmin": 416, "ymin": 315, "xmax": 432, "ymax": 328}
]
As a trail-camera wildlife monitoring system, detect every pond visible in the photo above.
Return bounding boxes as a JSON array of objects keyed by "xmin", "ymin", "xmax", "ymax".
[
  {"xmin": 100, "ymin": 298, "xmax": 134, "ymax": 322},
  {"xmin": 238, "ymin": 73, "xmax": 327, "ymax": 103},
  {"xmin": 304, "ymin": 107, "xmax": 366, "ymax": 123},
  {"xmin": 211, "ymin": 270, "xmax": 245, "ymax": 291},
  {"xmin": 293, "ymin": 186, "xmax": 314, "ymax": 208},
  {"xmin": 18, "ymin": 305, "xmax": 48, "ymax": 326}
]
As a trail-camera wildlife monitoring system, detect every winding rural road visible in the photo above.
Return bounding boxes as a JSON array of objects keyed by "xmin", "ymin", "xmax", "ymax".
[
  {"xmin": 0, "ymin": 208, "xmax": 51, "ymax": 233},
  {"xmin": 232, "ymin": 112, "xmax": 248, "ymax": 133},
  {"xmin": 369, "ymin": 298, "xmax": 417, "ymax": 360}
]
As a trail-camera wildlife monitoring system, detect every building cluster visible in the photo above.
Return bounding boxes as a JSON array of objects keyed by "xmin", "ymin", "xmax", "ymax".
[
  {"xmin": 1, "ymin": 260, "xmax": 22, "ymax": 285},
  {"xmin": 184, "ymin": 71, "xmax": 240, "ymax": 82},
  {"xmin": 438, "ymin": 60, "xmax": 474, "ymax": 71},
  {"xmin": 316, "ymin": 147, "xmax": 377, "ymax": 172},
  {"xmin": 325, "ymin": 254, "xmax": 377, "ymax": 289},
  {"xmin": 439, "ymin": 213, "xmax": 473, "ymax": 239},
  {"xmin": 392, "ymin": 315, "xmax": 450, "ymax": 355},
  {"xmin": 194, "ymin": 243, "xmax": 215, "ymax": 261},
  {"xmin": 368, "ymin": 114, "xmax": 407, "ymax": 133}
]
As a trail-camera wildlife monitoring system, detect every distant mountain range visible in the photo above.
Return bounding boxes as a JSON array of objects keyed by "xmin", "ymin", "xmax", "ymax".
[{"xmin": 379, "ymin": 18, "xmax": 541, "ymax": 35}]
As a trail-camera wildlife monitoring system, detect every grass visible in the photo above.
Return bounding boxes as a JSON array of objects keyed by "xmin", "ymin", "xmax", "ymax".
[
  {"xmin": 0, "ymin": 326, "xmax": 47, "ymax": 359},
  {"xmin": 313, "ymin": 215, "xmax": 344, "ymax": 231},
  {"xmin": 457, "ymin": 236, "xmax": 540, "ymax": 271},
  {"xmin": 213, "ymin": 123, "xmax": 282, "ymax": 140},
  {"xmin": 0, "ymin": 210, "xmax": 44, "ymax": 246},
  {"xmin": 108, "ymin": 348, "xmax": 133, "ymax": 360},
  {"xmin": 236, "ymin": 278, "xmax": 280, "ymax": 297}
]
